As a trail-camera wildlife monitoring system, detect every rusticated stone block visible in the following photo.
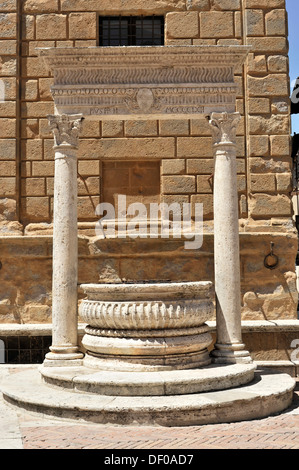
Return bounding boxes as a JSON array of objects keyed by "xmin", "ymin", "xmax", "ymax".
[
  {"xmin": 22, "ymin": 196, "xmax": 49, "ymax": 220},
  {"xmin": 21, "ymin": 15, "xmax": 34, "ymax": 40},
  {"xmin": 0, "ymin": 118, "xmax": 15, "ymax": 138},
  {"xmin": 191, "ymin": 194, "xmax": 213, "ymax": 218},
  {"xmin": 276, "ymin": 173, "xmax": 292, "ymax": 192},
  {"xmin": 0, "ymin": 39, "xmax": 16, "ymax": 54},
  {"xmin": 249, "ymin": 115, "xmax": 289, "ymax": 135},
  {"xmin": 0, "ymin": 13, "xmax": 16, "ymax": 38},
  {"xmin": 247, "ymin": 54, "xmax": 267, "ymax": 73},
  {"xmin": 32, "ymin": 161, "xmax": 54, "ymax": 177},
  {"xmin": 69, "ymin": 13, "xmax": 97, "ymax": 39},
  {"xmin": 61, "ymin": 0, "xmax": 186, "ymax": 13},
  {"xmin": 36, "ymin": 14, "xmax": 67, "ymax": 40},
  {"xmin": 0, "ymin": 177, "xmax": 15, "ymax": 196},
  {"xmin": 200, "ymin": 11, "xmax": 234, "ymax": 38},
  {"xmin": 248, "ymin": 97, "xmax": 270, "ymax": 114},
  {"xmin": 248, "ymin": 74, "xmax": 289, "ymax": 97},
  {"xmin": 21, "ymin": 178, "xmax": 46, "ymax": 197},
  {"xmin": 244, "ymin": 36, "xmax": 287, "ymax": 53},
  {"xmin": 97, "ymin": 138, "xmax": 175, "ymax": 159},
  {"xmin": 267, "ymin": 55, "xmax": 288, "ymax": 73},
  {"xmin": 249, "ymin": 194, "xmax": 291, "ymax": 218},
  {"xmin": 162, "ymin": 175, "xmax": 196, "ymax": 194},
  {"xmin": 245, "ymin": 9, "xmax": 264, "ymax": 36},
  {"xmin": 159, "ymin": 119, "xmax": 189, "ymax": 136},
  {"xmin": 22, "ymin": 79, "xmax": 38, "ymax": 101},
  {"xmin": 38, "ymin": 78, "xmax": 54, "ymax": 100},
  {"xmin": 124, "ymin": 120, "xmax": 158, "ymax": 137},
  {"xmin": 21, "ymin": 119, "xmax": 39, "ymax": 139},
  {"xmin": 265, "ymin": 9, "xmax": 286, "ymax": 36},
  {"xmin": 101, "ymin": 121, "xmax": 124, "ymax": 138},
  {"xmin": 249, "ymin": 135, "xmax": 269, "ymax": 157},
  {"xmin": 177, "ymin": 137, "xmax": 213, "ymax": 157},
  {"xmin": 0, "ymin": 101, "xmax": 15, "ymax": 117},
  {"xmin": 270, "ymin": 135, "xmax": 290, "ymax": 156},
  {"xmin": 0, "ymin": 160, "xmax": 15, "ymax": 176},
  {"xmin": 78, "ymin": 160, "xmax": 100, "ymax": 176},
  {"xmin": 21, "ymin": 102, "xmax": 54, "ymax": 118},
  {"xmin": 186, "ymin": 0, "xmax": 210, "ymax": 10},
  {"xmin": 197, "ymin": 175, "xmax": 213, "ymax": 193},
  {"xmin": 77, "ymin": 196, "xmax": 100, "ymax": 219},
  {"xmin": 0, "ymin": 57, "xmax": 16, "ymax": 76},
  {"xmin": 166, "ymin": 11, "xmax": 199, "ymax": 39},
  {"xmin": 249, "ymin": 157, "xmax": 291, "ymax": 174},
  {"xmin": 250, "ymin": 173, "xmax": 276, "ymax": 192},
  {"xmin": 23, "ymin": 0, "xmax": 58, "ymax": 12},
  {"xmin": 0, "ymin": 1, "xmax": 16, "ymax": 11},
  {"xmin": 0, "ymin": 139, "xmax": 15, "ymax": 160},
  {"xmin": 187, "ymin": 158, "xmax": 214, "ymax": 175},
  {"xmin": 162, "ymin": 159, "xmax": 185, "ymax": 175},
  {"xmin": 245, "ymin": 0, "xmax": 285, "ymax": 8}
]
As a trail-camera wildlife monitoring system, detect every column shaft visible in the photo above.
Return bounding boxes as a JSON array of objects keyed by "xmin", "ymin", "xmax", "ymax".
[
  {"xmin": 44, "ymin": 114, "xmax": 84, "ymax": 366},
  {"xmin": 208, "ymin": 112, "xmax": 252, "ymax": 364}
]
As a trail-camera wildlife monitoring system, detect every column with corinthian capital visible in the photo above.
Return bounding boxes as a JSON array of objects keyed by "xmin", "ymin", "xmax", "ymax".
[
  {"xmin": 44, "ymin": 114, "xmax": 84, "ymax": 366},
  {"xmin": 208, "ymin": 112, "xmax": 252, "ymax": 364}
]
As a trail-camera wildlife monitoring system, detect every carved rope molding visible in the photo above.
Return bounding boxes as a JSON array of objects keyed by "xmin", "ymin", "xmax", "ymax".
[{"xmin": 39, "ymin": 45, "xmax": 251, "ymax": 120}]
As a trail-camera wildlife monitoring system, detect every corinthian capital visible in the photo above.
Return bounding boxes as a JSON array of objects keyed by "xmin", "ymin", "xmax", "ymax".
[
  {"xmin": 48, "ymin": 114, "xmax": 84, "ymax": 149},
  {"xmin": 207, "ymin": 112, "xmax": 240, "ymax": 146}
]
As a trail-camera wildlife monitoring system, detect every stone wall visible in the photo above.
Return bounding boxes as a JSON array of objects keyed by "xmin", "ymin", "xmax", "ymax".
[{"xmin": 0, "ymin": 0, "xmax": 297, "ymax": 323}]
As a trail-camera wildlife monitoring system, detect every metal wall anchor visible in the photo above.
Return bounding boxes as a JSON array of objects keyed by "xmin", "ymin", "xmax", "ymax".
[{"xmin": 264, "ymin": 242, "xmax": 279, "ymax": 270}]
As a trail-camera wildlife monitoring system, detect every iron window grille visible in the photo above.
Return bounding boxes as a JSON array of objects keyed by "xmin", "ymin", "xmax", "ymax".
[{"xmin": 99, "ymin": 16, "xmax": 164, "ymax": 46}]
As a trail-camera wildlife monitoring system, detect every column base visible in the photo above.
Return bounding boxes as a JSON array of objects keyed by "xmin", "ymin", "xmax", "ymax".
[
  {"xmin": 211, "ymin": 342, "xmax": 253, "ymax": 364},
  {"xmin": 43, "ymin": 348, "xmax": 84, "ymax": 367}
]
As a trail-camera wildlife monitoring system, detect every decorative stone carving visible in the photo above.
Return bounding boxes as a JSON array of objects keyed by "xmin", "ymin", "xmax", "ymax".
[
  {"xmin": 48, "ymin": 113, "xmax": 84, "ymax": 149},
  {"xmin": 208, "ymin": 111, "xmax": 241, "ymax": 145},
  {"xmin": 79, "ymin": 281, "xmax": 215, "ymax": 371},
  {"xmin": 40, "ymin": 45, "xmax": 251, "ymax": 119}
]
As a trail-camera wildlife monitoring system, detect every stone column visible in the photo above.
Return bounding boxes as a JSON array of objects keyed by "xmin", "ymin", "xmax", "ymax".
[
  {"xmin": 44, "ymin": 114, "xmax": 84, "ymax": 366},
  {"xmin": 208, "ymin": 112, "xmax": 252, "ymax": 364}
]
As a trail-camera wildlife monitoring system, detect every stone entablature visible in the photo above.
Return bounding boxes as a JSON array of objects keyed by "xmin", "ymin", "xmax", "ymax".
[{"xmin": 40, "ymin": 45, "xmax": 250, "ymax": 119}]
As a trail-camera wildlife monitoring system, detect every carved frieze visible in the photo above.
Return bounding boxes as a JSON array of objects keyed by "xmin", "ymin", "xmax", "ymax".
[{"xmin": 39, "ymin": 45, "xmax": 250, "ymax": 119}]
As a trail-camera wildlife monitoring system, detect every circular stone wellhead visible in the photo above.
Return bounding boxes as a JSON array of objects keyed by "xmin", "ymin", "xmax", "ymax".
[{"xmin": 79, "ymin": 281, "xmax": 215, "ymax": 371}]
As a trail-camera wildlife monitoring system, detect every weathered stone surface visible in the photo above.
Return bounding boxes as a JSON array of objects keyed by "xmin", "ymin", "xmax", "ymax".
[
  {"xmin": 69, "ymin": 13, "xmax": 97, "ymax": 40},
  {"xmin": 200, "ymin": 11, "xmax": 234, "ymax": 38},
  {"xmin": 265, "ymin": 9, "xmax": 286, "ymax": 36},
  {"xmin": 248, "ymin": 194, "xmax": 292, "ymax": 218},
  {"xmin": 36, "ymin": 14, "xmax": 67, "ymax": 40},
  {"xmin": 0, "ymin": 0, "xmax": 295, "ymax": 333},
  {"xmin": 23, "ymin": 0, "xmax": 58, "ymax": 12},
  {"xmin": 166, "ymin": 11, "xmax": 199, "ymax": 38},
  {"xmin": 248, "ymin": 74, "xmax": 289, "ymax": 96},
  {"xmin": 245, "ymin": 9, "xmax": 264, "ymax": 36}
]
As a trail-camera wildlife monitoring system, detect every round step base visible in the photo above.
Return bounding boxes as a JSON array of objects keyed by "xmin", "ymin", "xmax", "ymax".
[
  {"xmin": 1, "ymin": 368, "xmax": 295, "ymax": 426},
  {"xmin": 39, "ymin": 363, "xmax": 256, "ymax": 396}
]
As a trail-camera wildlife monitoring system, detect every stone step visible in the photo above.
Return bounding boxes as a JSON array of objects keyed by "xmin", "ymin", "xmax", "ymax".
[
  {"xmin": 1, "ymin": 368, "xmax": 295, "ymax": 426},
  {"xmin": 40, "ymin": 363, "xmax": 256, "ymax": 396}
]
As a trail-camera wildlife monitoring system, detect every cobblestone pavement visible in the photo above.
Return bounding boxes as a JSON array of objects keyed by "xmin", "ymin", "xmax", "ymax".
[{"xmin": 1, "ymin": 366, "xmax": 299, "ymax": 450}]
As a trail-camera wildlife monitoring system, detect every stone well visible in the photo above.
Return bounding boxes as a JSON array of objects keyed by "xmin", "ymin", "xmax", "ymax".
[{"xmin": 79, "ymin": 281, "xmax": 214, "ymax": 371}]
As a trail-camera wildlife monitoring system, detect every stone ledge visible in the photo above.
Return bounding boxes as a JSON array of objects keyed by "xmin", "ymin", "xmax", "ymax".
[
  {"xmin": 1, "ymin": 320, "xmax": 299, "ymax": 336},
  {"xmin": 207, "ymin": 320, "xmax": 299, "ymax": 332},
  {"xmin": 0, "ymin": 323, "xmax": 86, "ymax": 336}
]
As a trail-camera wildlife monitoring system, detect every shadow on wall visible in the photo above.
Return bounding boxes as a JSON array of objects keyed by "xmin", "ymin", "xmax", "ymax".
[{"xmin": 0, "ymin": 339, "xmax": 4, "ymax": 363}]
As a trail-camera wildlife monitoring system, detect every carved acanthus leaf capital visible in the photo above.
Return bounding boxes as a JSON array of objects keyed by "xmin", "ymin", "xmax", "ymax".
[
  {"xmin": 207, "ymin": 112, "xmax": 240, "ymax": 146},
  {"xmin": 48, "ymin": 114, "xmax": 84, "ymax": 149}
]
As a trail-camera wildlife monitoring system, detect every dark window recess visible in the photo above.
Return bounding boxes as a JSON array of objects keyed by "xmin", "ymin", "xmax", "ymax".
[
  {"xmin": 99, "ymin": 16, "xmax": 164, "ymax": 46},
  {"xmin": 0, "ymin": 336, "xmax": 51, "ymax": 364}
]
